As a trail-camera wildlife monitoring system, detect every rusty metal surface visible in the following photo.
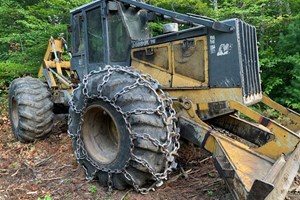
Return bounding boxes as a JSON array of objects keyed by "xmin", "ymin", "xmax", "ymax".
[
  {"xmin": 248, "ymin": 179, "xmax": 274, "ymax": 200},
  {"xmin": 177, "ymin": 116, "xmax": 209, "ymax": 147},
  {"xmin": 208, "ymin": 114, "xmax": 275, "ymax": 146}
]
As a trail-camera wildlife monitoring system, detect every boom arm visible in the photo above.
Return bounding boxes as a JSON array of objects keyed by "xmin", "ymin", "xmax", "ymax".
[{"xmin": 119, "ymin": 0, "xmax": 234, "ymax": 32}]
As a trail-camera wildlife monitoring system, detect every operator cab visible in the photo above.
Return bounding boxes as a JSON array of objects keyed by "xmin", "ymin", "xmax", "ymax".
[{"xmin": 70, "ymin": 0, "xmax": 150, "ymax": 79}]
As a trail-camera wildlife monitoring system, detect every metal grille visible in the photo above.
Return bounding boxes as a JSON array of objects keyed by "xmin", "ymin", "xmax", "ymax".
[{"xmin": 239, "ymin": 21, "xmax": 262, "ymax": 97}]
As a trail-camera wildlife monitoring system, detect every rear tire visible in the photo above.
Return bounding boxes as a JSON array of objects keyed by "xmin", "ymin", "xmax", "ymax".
[
  {"xmin": 8, "ymin": 77, "xmax": 53, "ymax": 143},
  {"xmin": 68, "ymin": 66, "xmax": 179, "ymax": 192}
]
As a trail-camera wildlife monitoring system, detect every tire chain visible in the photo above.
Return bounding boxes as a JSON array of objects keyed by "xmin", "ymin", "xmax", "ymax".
[{"xmin": 68, "ymin": 65, "xmax": 180, "ymax": 194}]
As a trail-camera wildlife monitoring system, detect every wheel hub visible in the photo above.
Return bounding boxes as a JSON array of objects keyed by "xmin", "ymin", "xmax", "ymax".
[{"xmin": 82, "ymin": 105, "xmax": 120, "ymax": 164}]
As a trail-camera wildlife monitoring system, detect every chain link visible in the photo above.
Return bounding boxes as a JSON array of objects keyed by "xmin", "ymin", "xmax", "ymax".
[
  {"xmin": 107, "ymin": 172, "xmax": 113, "ymax": 194},
  {"xmin": 68, "ymin": 65, "xmax": 180, "ymax": 193}
]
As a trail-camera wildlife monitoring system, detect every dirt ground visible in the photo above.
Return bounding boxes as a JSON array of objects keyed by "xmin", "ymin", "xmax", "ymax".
[{"xmin": 0, "ymin": 111, "xmax": 299, "ymax": 200}]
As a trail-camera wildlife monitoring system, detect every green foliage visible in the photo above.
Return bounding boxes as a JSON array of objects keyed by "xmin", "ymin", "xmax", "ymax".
[
  {"xmin": 208, "ymin": 171, "xmax": 217, "ymax": 178},
  {"xmin": 37, "ymin": 195, "xmax": 52, "ymax": 200},
  {"xmin": 0, "ymin": 0, "xmax": 89, "ymax": 69},
  {"xmin": 207, "ymin": 190, "xmax": 214, "ymax": 196},
  {"xmin": 148, "ymin": 21, "xmax": 164, "ymax": 36},
  {"xmin": 146, "ymin": 0, "xmax": 213, "ymax": 16},
  {"xmin": 261, "ymin": 14, "xmax": 300, "ymax": 110},
  {"xmin": 89, "ymin": 185, "xmax": 97, "ymax": 194},
  {"xmin": 0, "ymin": 0, "xmax": 89, "ymax": 97},
  {"xmin": 0, "ymin": 62, "xmax": 37, "ymax": 95}
]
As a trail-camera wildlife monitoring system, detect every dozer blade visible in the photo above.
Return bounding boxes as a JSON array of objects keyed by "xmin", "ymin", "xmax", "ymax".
[
  {"xmin": 213, "ymin": 134, "xmax": 300, "ymax": 200},
  {"xmin": 178, "ymin": 99, "xmax": 300, "ymax": 200}
]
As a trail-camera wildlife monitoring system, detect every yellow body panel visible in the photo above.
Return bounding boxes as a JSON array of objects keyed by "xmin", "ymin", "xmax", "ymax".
[
  {"xmin": 171, "ymin": 37, "xmax": 209, "ymax": 87},
  {"xmin": 132, "ymin": 36, "xmax": 209, "ymax": 88},
  {"xmin": 131, "ymin": 60, "xmax": 172, "ymax": 87},
  {"xmin": 168, "ymin": 88, "xmax": 243, "ymax": 105},
  {"xmin": 172, "ymin": 74, "xmax": 204, "ymax": 87},
  {"xmin": 131, "ymin": 42, "xmax": 172, "ymax": 87}
]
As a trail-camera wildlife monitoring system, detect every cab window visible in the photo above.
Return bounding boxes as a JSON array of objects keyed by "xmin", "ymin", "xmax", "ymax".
[
  {"xmin": 86, "ymin": 7, "xmax": 104, "ymax": 63},
  {"xmin": 73, "ymin": 13, "xmax": 84, "ymax": 54},
  {"xmin": 108, "ymin": 11, "xmax": 130, "ymax": 62}
]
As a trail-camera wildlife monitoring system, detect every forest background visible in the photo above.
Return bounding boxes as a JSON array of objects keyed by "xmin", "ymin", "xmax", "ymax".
[{"xmin": 0, "ymin": 0, "xmax": 299, "ymax": 112}]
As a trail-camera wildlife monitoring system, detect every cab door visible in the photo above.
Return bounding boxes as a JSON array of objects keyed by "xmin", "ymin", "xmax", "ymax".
[
  {"xmin": 71, "ymin": 12, "xmax": 86, "ymax": 80},
  {"xmin": 85, "ymin": 5, "xmax": 105, "ymax": 73},
  {"xmin": 71, "ymin": 4, "xmax": 106, "ymax": 79}
]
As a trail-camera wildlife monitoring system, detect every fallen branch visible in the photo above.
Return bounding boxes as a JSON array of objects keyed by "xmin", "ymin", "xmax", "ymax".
[
  {"xmin": 199, "ymin": 179, "xmax": 222, "ymax": 190},
  {"xmin": 199, "ymin": 156, "xmax": 212, "ymax": 164},
  {"xmin": 188, "ymin": 168, "xmax": 204, "ymax": 175},
  {"xmin": 5, "ymin": 183, "xmax": 14, "ymax": 199},
  {"xmin": 14, "ymin": 187, "xmax": 28, "ymax": 192},
  {"xmin": 34, "ymin": 155, "xmax": 54, "ymax": 167},
  {"xmin": 121, "ymin": 189, "xmax": 133, "ymax": 200},
  {"xmin": 40, "ymin": 177, "xmax": 64, "ymax": 181},
  {"xmin": 166, "ymin": 173, "xmax": 182, "ymax": 184},
  {"xmin": 54, "ymin": 164, "xmax": 73, "ymax": 172},
  {"xmin": 177, "ymin": 170, "xmax": 218, "ymax": 188},
  {"xmin": 166, "ymin": 169, "xmax": 192, "ymax": 184},
  {"xmin": 27, "ymin": 191, "xmax": 38, "ymax": 195},
  {"xmin": 180, "ymin": 167, "xmax": 191, "ymax": 179},
  {"xmin": 11, "ymin": 168, "xmax": 21, "ymax": 177}
]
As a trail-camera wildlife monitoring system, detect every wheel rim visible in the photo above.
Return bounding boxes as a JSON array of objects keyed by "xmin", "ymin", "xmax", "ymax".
[
  {"xmin": 82, "ymin": 105, "xmax": 120, "ymax": 164},
  {"xmin": 11, "ymin": 97, "xmax": 19, "ymax": 129}
]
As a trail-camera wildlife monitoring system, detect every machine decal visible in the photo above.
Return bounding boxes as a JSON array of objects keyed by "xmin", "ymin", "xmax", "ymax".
[
  {"xmin": 217, "ymin": 43, "xmax": 232, "ymax": 56},
  {"xmin": 209, "ymin": 35, "xmax": 216, "ymax": 54},
  {"xmin": 132, "ymin": 39, "xmax": 156, "ymax": 48}
]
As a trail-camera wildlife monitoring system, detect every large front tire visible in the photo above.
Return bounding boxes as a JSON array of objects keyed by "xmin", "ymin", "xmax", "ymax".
[
  {"xmin": 8, "ymin": 77, "xmax": 54, "ymax": 143},
  {"xmin": 68, "ymin": 66, "xmax": 179, "ymax": 192}
]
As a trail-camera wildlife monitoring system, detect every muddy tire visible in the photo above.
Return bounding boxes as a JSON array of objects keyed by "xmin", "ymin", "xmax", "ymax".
[
  {"xmin": 8, "ymin": 77, "xmax": 53, "ymax": 143},
  {"xmin": 68, "ymin": 66, "xmax": 179, "ymax": 192}
]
